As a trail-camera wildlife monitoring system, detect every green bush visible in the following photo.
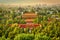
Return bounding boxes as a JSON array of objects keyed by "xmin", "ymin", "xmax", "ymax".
[
  {"xmin": 5, "ymin": 38, "xmax": 11, "ymax": 40},
  {"xmin": 0, "ymin": 36, "xmax": 6, "ymax": 40},
  {"xmin": 0, "ymin": 36, "xmax": 11, "ymax": 40},
  {"xmin": 14, "ymin": 34, "xmax": 34, "ymax": 40},
  {"xmin": 35, "ymin": 34, "xmax": 51, "ymax": 40},
  {"xmin": 20, "ymin": 19, "xmax": 26, "ymax": 24}
]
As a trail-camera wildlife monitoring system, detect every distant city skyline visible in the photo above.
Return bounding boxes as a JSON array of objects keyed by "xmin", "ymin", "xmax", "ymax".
[{"xmin": 0, "ymin": 0, "xmax": 60, "ymax": 6}]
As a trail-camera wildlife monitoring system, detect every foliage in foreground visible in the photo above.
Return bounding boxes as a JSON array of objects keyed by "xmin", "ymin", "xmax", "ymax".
[
  {"xmin": 0, "ymin": 22, "xmax": 60, "ymax": 40},
  {"xmin": 0, "ymin": 6, "xmax": 60, "ymax": 40}
]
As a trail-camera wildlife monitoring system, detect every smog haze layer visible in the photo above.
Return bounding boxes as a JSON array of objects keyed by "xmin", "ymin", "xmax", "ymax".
[{"xmin": 0, "ymin": 0, "xmax": 60, "ymax": 6}]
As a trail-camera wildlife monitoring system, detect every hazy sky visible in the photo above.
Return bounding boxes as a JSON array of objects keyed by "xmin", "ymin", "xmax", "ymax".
[{"xmin": 0, "ymin": 0, "xmax": 60, "ymax": 5}]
